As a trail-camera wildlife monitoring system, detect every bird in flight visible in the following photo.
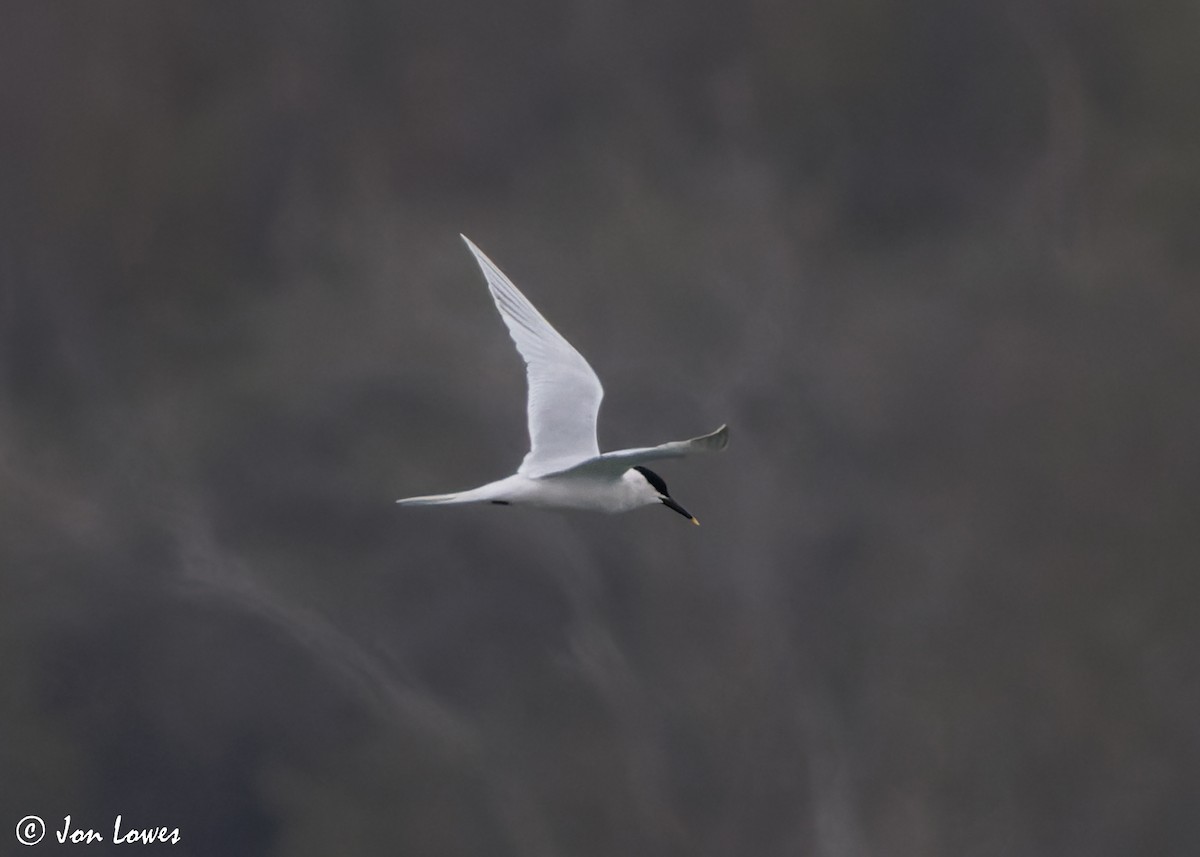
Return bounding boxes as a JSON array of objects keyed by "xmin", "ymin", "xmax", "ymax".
[{"xmin": 396, "ymin": 235, "xmax": 729, "ymax": 524}]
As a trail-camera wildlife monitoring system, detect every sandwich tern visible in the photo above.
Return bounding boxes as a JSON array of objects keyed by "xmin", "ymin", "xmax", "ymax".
[{"xmin": 396, "ymin": 236, "xmax": 729, "ymax": 524}]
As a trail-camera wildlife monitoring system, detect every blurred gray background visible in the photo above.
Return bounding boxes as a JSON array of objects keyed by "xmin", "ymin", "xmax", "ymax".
[{"xmin": 2, "ymin": 1, "xmax": 1198, "ymax": 854}]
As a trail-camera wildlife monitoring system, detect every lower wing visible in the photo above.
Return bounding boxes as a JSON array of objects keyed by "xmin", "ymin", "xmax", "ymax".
[{"xmin": 556, "ymin": 424, "xmax": 729, "ymax": 477}]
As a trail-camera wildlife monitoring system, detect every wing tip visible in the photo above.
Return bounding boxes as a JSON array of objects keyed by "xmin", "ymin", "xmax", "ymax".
[
  {"xmin": 459, "ymin": 232, "xmax": 482, "ymax": 257},
  {"xmin": 459, "ymin": 234, "xmax": 501, "ymax": 281}
]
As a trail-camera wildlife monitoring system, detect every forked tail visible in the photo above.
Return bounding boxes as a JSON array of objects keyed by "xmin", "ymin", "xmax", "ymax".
[
  {"xmin": 395, "ymin": 482, "xmax": 501, "ymax": 506},
  {"xmin": 395, "ymin": 491, "xmax": 474, "ymax": 506}
]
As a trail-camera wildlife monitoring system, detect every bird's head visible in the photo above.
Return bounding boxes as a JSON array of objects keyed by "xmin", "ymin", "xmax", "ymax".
[{"xmin": 631, "ymin": 465, "xmax": 699, "ymax": 525}]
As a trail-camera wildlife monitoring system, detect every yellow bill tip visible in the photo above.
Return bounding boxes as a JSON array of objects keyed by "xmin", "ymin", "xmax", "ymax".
[{"xmin": 691, "ymin": 517, "xmax": 700, "ymax": 526}]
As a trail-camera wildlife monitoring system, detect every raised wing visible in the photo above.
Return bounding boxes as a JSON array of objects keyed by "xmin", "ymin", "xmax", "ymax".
[
  {"xmin": 559, "ymin": 424, "xmax": 729, "ymax": 478},
  {"xmin": 461, "ymin": 235, "xmax": 605, "ymax": 478}
]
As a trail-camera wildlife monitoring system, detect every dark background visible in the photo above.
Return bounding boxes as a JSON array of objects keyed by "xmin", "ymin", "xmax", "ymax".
[{"xmin": 2, "ymin": 1, "xmax": 1198, "ymax": 854}]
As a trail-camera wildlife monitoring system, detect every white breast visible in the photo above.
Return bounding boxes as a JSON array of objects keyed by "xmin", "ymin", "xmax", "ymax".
[{"xmin": 495, "ymin": 469, "xmax": 658, "ymax": 514}]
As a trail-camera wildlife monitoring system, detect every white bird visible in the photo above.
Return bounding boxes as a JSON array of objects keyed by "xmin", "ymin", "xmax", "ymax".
[{"xmin": 396, "ymin": 235, "xmax": 729, "ymax": 524}]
